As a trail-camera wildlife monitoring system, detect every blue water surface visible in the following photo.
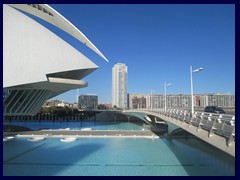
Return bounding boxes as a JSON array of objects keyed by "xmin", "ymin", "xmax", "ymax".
[
  {"xmin": 3, "ymin": 122, "xmax": 235, "ymax": 176},
  {"xmin": 3, "ymin": 121, "xmax": 143, "ymax": 130}
]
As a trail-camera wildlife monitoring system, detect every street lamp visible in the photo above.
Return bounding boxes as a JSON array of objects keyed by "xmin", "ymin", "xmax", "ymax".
[
  {"xmin": 190, "ymin": 65, "xmax": 204, "ymax": 115},
  {"xmin": 164, "ymin": 82, "xmax": 172, "ymax": 111}
]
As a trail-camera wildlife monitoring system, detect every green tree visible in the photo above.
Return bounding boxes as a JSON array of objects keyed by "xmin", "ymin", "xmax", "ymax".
[{"xmin": 98, "ymin": 104, "xmax": 107, "ymax": 110}]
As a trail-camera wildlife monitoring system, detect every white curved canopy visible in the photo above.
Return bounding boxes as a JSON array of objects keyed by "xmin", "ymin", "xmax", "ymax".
[
  {"xmin": 3, "ymin": 4, "xmax": 104, "ymax": 115},
  {"xmin": 8, "ymin": 4, "xmax": 109, "ymax": 62}
]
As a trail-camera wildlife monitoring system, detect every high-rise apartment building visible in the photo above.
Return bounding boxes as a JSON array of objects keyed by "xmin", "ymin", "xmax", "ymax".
[{"xmin": 112, "ymin": 63, "xmax": 128, "ymax": 109}]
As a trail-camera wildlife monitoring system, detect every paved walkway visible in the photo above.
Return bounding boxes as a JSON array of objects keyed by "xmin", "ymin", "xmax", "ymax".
[{"xmin": 6, "ymin": 130, "xmax": 159, "ymax": 139}]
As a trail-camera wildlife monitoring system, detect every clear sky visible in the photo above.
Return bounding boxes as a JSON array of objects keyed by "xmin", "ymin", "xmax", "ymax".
[{"xmin": 38, "ymin": 4, "xmax": 235, "ymax": 103}]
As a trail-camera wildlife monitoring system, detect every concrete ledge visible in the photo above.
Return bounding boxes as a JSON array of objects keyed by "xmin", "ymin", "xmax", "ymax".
[{"xmin": 13, "ymin": 130, "xmax": 159, "ymax": 139}]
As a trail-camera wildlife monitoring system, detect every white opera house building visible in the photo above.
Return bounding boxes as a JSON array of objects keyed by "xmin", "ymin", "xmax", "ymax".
[{"xmin": 3, "ymin": 4, "xmax": 108, "ymax": 116}]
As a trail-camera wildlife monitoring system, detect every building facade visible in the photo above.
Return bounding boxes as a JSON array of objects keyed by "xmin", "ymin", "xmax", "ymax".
[
  {"xmin": 78, "ymin": 95, "xmax": 98, "ymax": 110},
  {"xmin": 128, "ymin": 93, "xmax": 235, "ymax": 109},
  {"xmin": 112, "ymin": 63, "xmax": 128, "ymax": 109},
  {"xmin": 128, "ymin": 93, "xmax": 147, "ymax": 109},
  {"xmin": 43, "ymin": 100, "xmax": 77, "ymax": 109},
  {"xmin": 204, "ymin": 94, "xmax": 235, "ymax": 107}
]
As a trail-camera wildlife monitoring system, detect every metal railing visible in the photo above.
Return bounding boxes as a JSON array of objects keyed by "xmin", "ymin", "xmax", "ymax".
[{"xmin": 138, "ymin": 108, "xmax": 235, "ymax": 146}]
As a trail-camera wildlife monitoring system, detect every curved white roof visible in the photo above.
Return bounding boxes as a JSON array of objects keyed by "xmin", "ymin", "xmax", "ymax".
[
  {"xmin": 8, "ymin": 4, "xmax": 109, "ymax": 62},
  {"xmin": 3, "ymin": 4, "xmax": 100, "ymax": 115}
]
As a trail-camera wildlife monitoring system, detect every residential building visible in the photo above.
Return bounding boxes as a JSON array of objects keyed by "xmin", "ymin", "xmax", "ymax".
[
  {"xmin": 128, "ymin": 93, "xmax": 147, "ymax": 109},
  {"xmin": 112, "ymin": 63, "xmax": 128, "ymax": 109},
  {"xmin": 78, "ymin": 94, "xmax": 98, "ymax": 110},
  {"xmin": 128, "ymin": 93, "xmax": 235, "ymax": 109},
  {"xmin": 204, "ymin": 94, "xmax": 235, "ymax": 107}
]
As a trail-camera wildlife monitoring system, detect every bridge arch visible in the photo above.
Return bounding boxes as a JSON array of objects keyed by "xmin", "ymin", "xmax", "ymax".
[
  {"xmin": 123, "ymin": 111, "xmax": 168, "ymax": 135},
  {"xmin": 123, "ymin": 109, "xmax": 235, "ymax": 157}
]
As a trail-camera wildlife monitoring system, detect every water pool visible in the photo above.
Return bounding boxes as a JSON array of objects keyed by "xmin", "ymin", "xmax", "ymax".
[
  {"xmin": 3, "ymin": 137, "xmax": 235, "ymax": 176},
  {"xmin": 3, "ymin": 122, "xmax": 235, "ymax": 176},
  {"xmin": 3, "ymin": 121, "xmax": 144, "ymax": 130}
]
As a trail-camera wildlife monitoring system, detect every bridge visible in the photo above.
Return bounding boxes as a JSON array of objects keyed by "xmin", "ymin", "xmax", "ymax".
[{"xmin": 123, "ymin": 109, "xmax": 235, "ymax": 157}]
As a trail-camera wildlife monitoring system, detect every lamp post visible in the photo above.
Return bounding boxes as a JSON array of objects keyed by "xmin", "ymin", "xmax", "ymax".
[
  {"xmin": 190, "ymin": 65, "xmax": 204, "ymax": 115},
  {"xmin": 164, "ymin": 82, "xmax": 172, "ymax": 111}
]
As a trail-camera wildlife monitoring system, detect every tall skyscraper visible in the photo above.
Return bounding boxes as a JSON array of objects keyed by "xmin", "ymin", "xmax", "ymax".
[{"xmin": 112, "ymin": 63, "xmax": 128, "ymax": 109}]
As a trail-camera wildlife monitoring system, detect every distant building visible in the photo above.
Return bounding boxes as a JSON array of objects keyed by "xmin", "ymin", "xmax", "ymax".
[
  {"xmin": 72, "ymin": 103, "xmax": 78, "ymax": 109},
  {"xmin": 112, "ymin": 63, "xmax": 128, "ymax": 109},
  {"xmin": 78, "ymin": 95, "xmax": 98, "ymax": 110},
  {"xmin": 43, "ymin": 100, "xmax": 62, "ymax": 107},
  {"xmin": 57, "ymin": 101, "xmax": 66, "ymax": 107},
  {"xmin": 128, "ymin": 93, "xmax": 235, "ymax": 109},
  {"xmin": 128, "ymin": 93, "xmax": 147, "ymax": 109},
  {"xmin": 100, "ymin": 103, "xmax": 112, "ymax": 110},
  {"xmin": 43, "ymin": 100, "xmax": 75, "ymax": 108},
  {"xmin": 204, "ymin": 94, "xmax": 235, "ymax": 107}
]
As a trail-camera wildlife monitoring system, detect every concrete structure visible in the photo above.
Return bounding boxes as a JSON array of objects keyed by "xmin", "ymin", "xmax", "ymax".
[
  {"xmin": 124, "ymin": 109, "xmax": 235, "ymax": 157},
  {"xmin": 78, "ymin": 94, "xmax": 98, "ymax": 110},
  {"xmin": 12, "ymin": 130, "xmax": 158, "ymax": 139},
  {"xmin": 3, "ymin": 4, "xmax": 108, "ymax": 116},
  {"xmin": 112, "ymin": 63, "xmax": 128, "ymax": 109}
]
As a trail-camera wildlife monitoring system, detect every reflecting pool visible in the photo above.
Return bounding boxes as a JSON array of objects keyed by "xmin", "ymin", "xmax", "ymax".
[{"xmin": 3, "ymin": 122, "xmax": 235, "ymax": 176}]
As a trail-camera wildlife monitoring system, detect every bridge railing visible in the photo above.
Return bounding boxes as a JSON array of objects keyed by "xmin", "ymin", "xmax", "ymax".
[{"xmin": 140, "ymin": 108, "xmax": 235, "ymax": 146}]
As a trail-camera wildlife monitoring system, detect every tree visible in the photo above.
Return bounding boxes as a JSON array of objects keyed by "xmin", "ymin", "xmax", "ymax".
[{"xmin": 97, "ymin": 104, "xmax": 107, "ymax": 110}]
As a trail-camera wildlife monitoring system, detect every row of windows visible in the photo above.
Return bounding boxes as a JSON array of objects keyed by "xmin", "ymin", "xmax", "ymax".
[
  {"xmin": 27, "ymin": 4, "xmax": 54, "ymax": 17},
  {"xmin": 129, "ymin": 94, "xmax": 235, "ymax": 108}
]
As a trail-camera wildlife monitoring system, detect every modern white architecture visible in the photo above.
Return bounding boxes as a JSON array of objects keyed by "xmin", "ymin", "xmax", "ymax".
[
  {"xmin": 112, "ymin": 63, "xmax": 128, "ymax": 109},
  {"xmin": 3, "ymin": 4, "xmax": 108, "ymax": 116}
]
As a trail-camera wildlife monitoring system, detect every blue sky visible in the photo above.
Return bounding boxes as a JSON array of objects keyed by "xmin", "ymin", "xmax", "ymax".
[{"xmin": 38, "ymin": 4, "xmax": 234, "ymax": 103}]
